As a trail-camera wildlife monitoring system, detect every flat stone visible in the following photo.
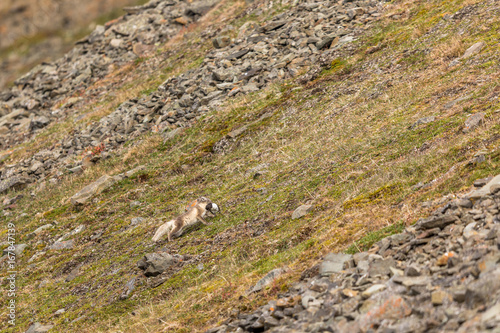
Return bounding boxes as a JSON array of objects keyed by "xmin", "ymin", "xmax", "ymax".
[
  {"xmin": 226, "ymin": 49, "xmax": 250, "ymax": 60},
  {"xmin": 3, "ymin": 243, "xmax": 27, "ymax": 256},
  {"xmin": 463, "ymin": 113, "xmax": 485, "ymax": 133},
  {"xmin": 110, "ymin": 38, "xmax": 123, "ymax": 48},
  {"xmin": 130, "ymin": 217, "xmax": 145, "ymax": 225},
  {"xmin": 32, "ymin": 224, "xmax": 53, "ymax": 235},
  {"xmin": 246, "ymin": 268, "xmax": 285, "ymax": 294},
  {"xmin": 70, "ymin": 175, "xmax": 116, "ymax": 205},
  {"xmin": 462, "ymin": 41, "xmax": 486, "ymax": 58},
  {"xmin": 213, "ymin": 36, "xmax": 231, "ymax": 49},
  {"xmin": 320, "ymin": 253, "xmax": 352, "ymax": 276},
  {"xmin": 263, "ymin": 20, "xmax": 287, "ymax": 32},
  {"xmin": 368, "ymin": 258, "xmax": 396, "ymax": 277},
  {"xmin": 404, "ymin": 265, "xmax": 421, "ymax": 276},
  {"xmin": 0, "ymin": 176, "xmax": 31, "ymax": 194},
  {"xmin": 415, "ymin": 214, "xmax": 456, "ymax": 230},
  {"xmin": 431, "ymin": 290, "xmax": 451, "ymax": 305},
  {"xmin": 465, "ymin": 268, "xmax": 500, "ymax": 307},
  {"xmin": 227, "ymin": 125, "xmax": 248, "ymax": 139},
  {"xmin": 393, "ymin": 275, "xmax": 431, "ymax": 287},
  {"xmin": 50, "ymin": 240, "xmax": 75, "ymax": 250},
  {"xmin": 468, "ymin": 174, "xmax": 500, "ymax": 199},
  {"xmin": 361, "ymin": 284, "xmax": 386, "ymax": 299},
  {"xmin": 358, "ymin": 296, "xmax": 412, "ymax": 328},
  {"xmin": 292, "ymin": 205, "xmax": 313, "ymax": 219},
  {"xmin": 482, "ymin": 302, "xmax": 500, "ymax": 323},
  {"xmin": 26, "ymin": 323, "xmax": 54, "ymax": 333},
  {"xmin": 137, "ymin": 252, "xmax": 177, "ymax": 277}
]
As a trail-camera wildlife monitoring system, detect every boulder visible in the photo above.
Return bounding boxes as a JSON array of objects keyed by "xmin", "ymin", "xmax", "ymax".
[
  {"xmin": 137, "ymin": 252, "xmax": 178, "ymax": 277},
  {"xmin": 292, "ymin": 205, "xmax": 313, "ymax": 219},
  {"xmin": 70, "ymin": 175, "xmax": 116, "ymax": 205}
]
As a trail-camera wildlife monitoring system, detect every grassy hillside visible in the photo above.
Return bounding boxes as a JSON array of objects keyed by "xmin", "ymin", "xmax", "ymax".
[{"xmin": 2, "ymin": 0, "xmax": 500, "ymax": 332}]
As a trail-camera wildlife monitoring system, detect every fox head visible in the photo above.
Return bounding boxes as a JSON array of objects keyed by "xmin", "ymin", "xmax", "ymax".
[{"xmin": 186, "ymin": 197, "xmax": 210, "ymax": 211}]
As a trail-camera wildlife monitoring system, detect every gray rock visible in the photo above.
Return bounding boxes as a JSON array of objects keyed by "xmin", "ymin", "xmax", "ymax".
[
  {"xmin": 32, "ymin": 116, "xmax": 50, "ymax": 128},
  {"xmin": 463, "ymin": 113, "xmax": 485, "ymax": 133},
  {"xmin": 468, "ymin": 174, "xmax": 500, "ymax": 199},
  {"xmin": 462, "ymin": 41, "xmax": 486, "ymax": 59},
  {"xmin": 292, "ymin": 205, "xmax": 313, "ymax": 219},
  {"xmin": 131, "ymin": 217, "xmax": 145, "ymax": 225},
  {"xmin": 32, "ymin": 224, "xmax": 53, "ymax": 235},
  {"xmin": 415, "ymin": 214, "xmax": 456, "ymax": 230},
  {"xmin": 368, "ymin": 258, "xmax": 396, "ymax": 277},
  {"xmin": 246, "ymin": 268, "xmax": 285, "ymax": 294},
  {"xmin": 465, "ymin": 268, "xmax": 500, "ymax": 307},
  {"xmin": 227, "ymin": 125, "xmax": 248, "ymax": 139},
  {"xmin": 3, "ymin": 243, "xmax": 27, "ymax": 256},
  {"xmin": 120, "ymin": 277, "xmax": 136, "ymax": 300},
  {"xmin": 410, "ymin": 116, "xmax": 435, "ymax": 129},
  {"xmin": 482, "ymin": 302, "xmax": 500, "ymax": 323},
  {"xmin": 50, "ymin": 240, "xmax": 75, "ymax": 250},
  {"xmin": 213, "ymin": 36, "xmax": 231, "ymax": 49},
  {"xmin": 0, "ymin": 176, "xmax": 31, "ymax": 194},
  {"xmin": 320, "ymin": 253, "xmax": 352, "ymax": 276},
  {"xmin": 54, "ymin": 309, "xmax": 65, "ymax": 316},
  {"xmin": 70, "ymin": 175, "xmax": 116, "ymax": 205},
  {"xmin": 25, "ymin": 322, "xmax": 54, "ymax": 333},
  {"xmin": 137, "ymin": 252, "xmax": 177, "ymax": 277},
  {"xmin": 361, "ymin": 284, "xmax": 386, "ymax": 299}
]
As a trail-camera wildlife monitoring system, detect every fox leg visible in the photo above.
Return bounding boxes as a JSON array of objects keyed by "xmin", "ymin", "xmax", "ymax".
[
  {"xmin": 168, "ymin": 224, "xmax": 184, "ymax": 241},
  {"xmin": 197, "ymin": 216, "xmax": 210, "ymax": 225}
]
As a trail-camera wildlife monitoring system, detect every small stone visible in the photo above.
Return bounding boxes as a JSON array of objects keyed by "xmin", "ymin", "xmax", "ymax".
[
  {"xmin": 361, "ymin": 284, "xmax": 386, "ymax": 299},
  {"xmin": 358, "ymin": 296, "xmax": 412, "ymax": 328},
  {"xmin": 490, "ymin": 184, "xmax": 500, "ymax": 195},
  {"xmin": 482, "ymin": 303, "xmax": 500, "ymax": 323},
  {"xmin": 404, "ymin": 265, "xmax": 421, "ymax": 276},
  {"xmin": 463, "ymin": 223, "xmax": 478, "ymax": 240},
  {"xmin": 174, "ymin": 17, "xmax": 189, "ymax": 25},
  {"xmin": 246, "ymin": 268, "xmax": 285, "ymax": 294},
  {"xmin": 110, "ymin": 38, "xmax": 123, "ymax": 48},
  {"xmin": 368, "ymin": 258, "xmax": 396, "ymax": 277},
  {"xmin": 468, "ymin": 174, "xmax": 500, "ymax": 199},
  {"xmin": 320, "ymin": 253, "xmax": 352, "ymax": 276},
  {"xmin": 342, "ymin": 289, "xmax": 358, "ymax": 298},
  {"xmin": 463, "ymin": 113, "xmax": 485, "ymax": 133},
  {"xmin": 462, "ymin": 41, "xmax": 486, "ymax": 59},
  {"xmin": 70, "ymin": 175, "xmax": 116, "ymax": 205},
  {"xmin": 431, "ymin": 290, "xmax": 451, "ymax": 305},
  {"xmin": 50, "ymin": 240, "xmax": 75, "ymax": 250},
  {"xmin": 137, "ymin": 252, "xmax": 178, "ymax": 277},
  {"xmin": 54, "ymin": 309, "xmax": 65, "ymax": 316},
  {"xmin": 3, "ymin": 243, "xmax": 27, "ymax": 256},
  {"xmin": 130, "ymin": 217, "xmax": 145, "ymax": 225},
  {"xmin": 416, "ymin": 215, "xmax": 456, "ymax": 230},
  {"xmin": 292, "ymin": 204, "xmax": 313, "ymax": 219},
  {"xmin": 213, "ymin": 36, "xmax": 231, "ymax": 49},
  {"xmin": 393, "ymin": 276, "xmax": 431, "ymax": 287},
  {"xmin": 456, "ymin": 198, "xmax": 473, "ymax": 208},
  {"xmin": 26, "ymin": 322, "xmax": 54, "ymax": 333},
  {"xmin": 452, "ymin": 287, "xmax": 467, "ymax": 303}
]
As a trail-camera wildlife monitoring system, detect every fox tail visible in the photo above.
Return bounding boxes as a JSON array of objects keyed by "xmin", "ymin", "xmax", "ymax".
[{"xmin": 152, "ymin": 220, "xmax": 175, "ymax": 242}]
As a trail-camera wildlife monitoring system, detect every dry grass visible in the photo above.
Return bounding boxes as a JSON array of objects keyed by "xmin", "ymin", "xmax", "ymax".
[{"xmin": 431, "ymin": 36, "xmax": 467, "ymax": 64}]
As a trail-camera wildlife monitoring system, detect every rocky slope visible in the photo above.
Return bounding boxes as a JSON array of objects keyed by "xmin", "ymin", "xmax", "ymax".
[
  {"xmin": 0, "ymin": 0, "xmax": 143, "ymax": 90},
  {"xmin": 207, "ymin": 179, "xmax": 500, "ymax": 332},
  {"xmin": 1, "ymin": 0, "xmax": 381, "ymax": 189}
]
